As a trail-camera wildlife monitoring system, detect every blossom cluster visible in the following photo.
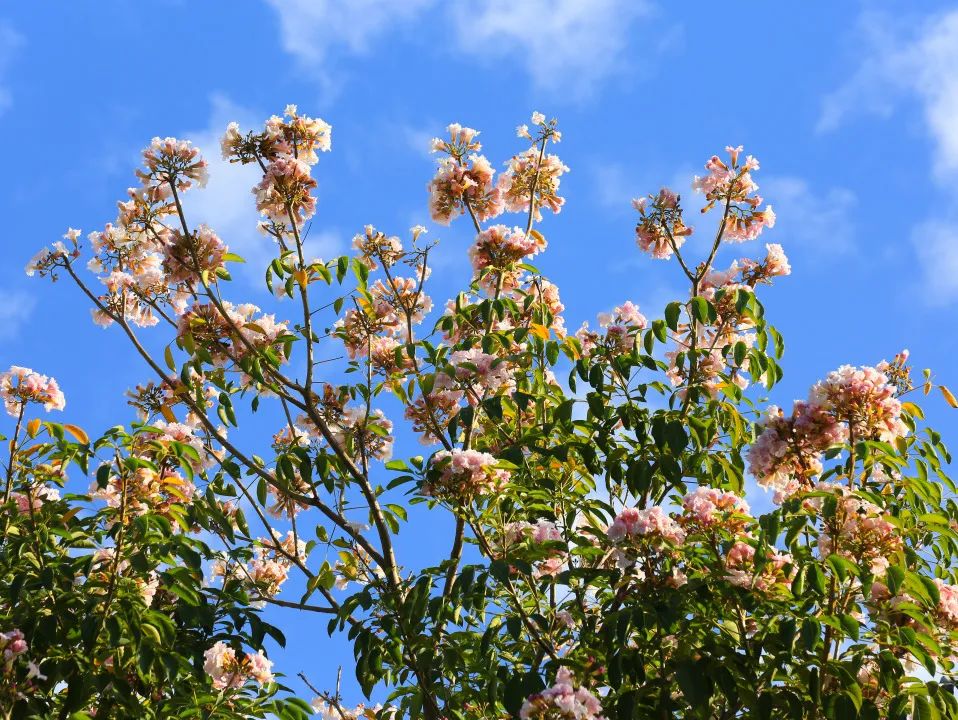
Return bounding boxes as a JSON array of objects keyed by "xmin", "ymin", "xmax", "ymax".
[
  {"xmin": 691, "ymin": 145, "xmax": 775, "ymax": 242},
  {"xmin": 428, "ymin": 113, "xmax": 566, "ymax": 226},
  {"xmin": 749, "ymin": 363, "xmax": 908, "ymax": 496},
  {"xmin": 0, "ymin": 366, "xmax": 66, "ymax": 418},
  {"xmin": 817, "ymin": 488, "xmax": 902, "ymax": 576},
  {"xmin": 576, "ymin": 301, "xmax": 647, "ymax": 355},
  {"xmin": 90, "ymin": 466, "xmax": 195, "ymax": 520},
  {"xmin": 203, "ymin": 641, "xmax": 273, "ymax": 690},
  {"xmin": 519, "ymin": 667, "xmax": 606, "ymax": 720},
  {"xmin": 223, "ymin": 104, "xmax": 331, "ymax": 228},
  {"xmin": 425, "ymin": 449, "xmax": 511, "ymax": 500}
]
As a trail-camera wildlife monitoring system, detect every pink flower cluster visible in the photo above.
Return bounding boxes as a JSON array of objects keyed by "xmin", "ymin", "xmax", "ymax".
[
  {"xmin": 429, "ymin": 151, "xmax": 503, "ymax": 225},
  {"xmin": 607, "ymin": 506, "xmax": 686, "ymax": 546},
  {"xmin": 246, "ymin": 532, "xmax": 309, "ymax": 599},
  {"xmin": 519, "ymin": 667, "xmax": 607, "ymax": 720},
  {"xmin": 447, "ymin": 348, "xmax": 515, "ymax": 402},
  {"xmin": 0, "ymin": 365, "xmax": 66, "ymax": 417},
  {"xmin": 425, "ymin": 449, "xmax": 511, "ymax": 500},
  {"xmin": 469, "ymin": 225, "xmax": 546, "ymax": 291},
  {"xmin": 935, "ymin": 578, "xmax": 958, "ymax": 628},
  {"xmin": 817, "ymin": 490, "xmax": 902, "ymax": 576},
  {"xmin": 502, "ymin": 518, "xmax": 567, "ymax": 577},
  {"xmin": 0, "ymin": 629, "xmax": 27, "ymax": 673},
  {"xmin": 203, "ymin": 641, "xmax": 273, "ymax": 690},
  {"xmin": 692, "ymin": 145, "xmax": 775, "ymax": 242},
  {"xmin": 633, "ymin": 188, "xmax": 691, "ymax": 260},
  {"xmin": 13, "ymin": 485, "xmax": 61, "ymax": 514},
  {"xmin": 138, "ymin": 137, "xmax": 209, "ymax": 193},
  {"xmin": 575, "ymin": 301, "xmax": 647, "ymax": 356},
  {"xmin": 748, "ymin": 401, "xmax": 848, "ymax": 495},
  {"xmin": 498, "ymin": 148, "xmax": 569, "ymax": 221},
  {"xmin": 725, "ymin": 541, "xmax": 793, "ymax": 592},
  {"xmin": 809, "ymin": 365, "xmax": 908, "ymax": 442},
  {"xmin": 680, "ymin": 486, "xmax": 751, "ymax": 531},
  {"xmin": 90, "ymin": 466, "xmax": 195, "ymax": 519},
  {"xmin": 222, "ymin": 104, "xmax": 331, "ymax": 227}
]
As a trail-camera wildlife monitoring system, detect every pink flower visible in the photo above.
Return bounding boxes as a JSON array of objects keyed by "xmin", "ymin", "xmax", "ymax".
[
  {"xmin": 809, "ymin": 365, "xmax": 908, "ymax": 441},
  {"xmin": 428, "ymin": 154, "xmax": 503, "ymax": 225},
  {"xmin": 680, "ymin": 487, "xmax": 750, "ymax": 529},
  {"xmin": 426, "ymin": 449, "xmax": 511, "ymax": 500},
  {"xmin": 0, "ymin": 365, "xmax": 66, "ymax": 417},
  {"xmin": 497, "ymin": 149, "xmax": 569, "ymax": 221},
  {"xmin": 634, "ymin": 188, "xmax": 692, "ymax": 260},
  {"xmin": 607, "ymin": 506, "xmax": 686, "ymax": 546},
  {"xmin": 254, "ymin": 156, "xmax": 317, "ymax": 225},
  {"xmin": 520, "ymin": 667, "xmax": 606, "ymax": 720}
]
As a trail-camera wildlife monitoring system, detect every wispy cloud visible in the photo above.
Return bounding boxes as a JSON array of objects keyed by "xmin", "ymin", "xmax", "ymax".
[
  {"xmin": 0, "ymin": 289, "xmax": 35, "ymax": 340},
  {"xmin": 819, "ymin": 10, "xmax": 958, "ymax": 177},
  {"xmin": 819, "ymin": 9, "xmax": 958, "ymax": 303},
  {"xmin": 266, "ymin": 0, "xmax": 658, "ymax": 98},
  {"xmin": 760, "ymin": 176, "xmax": 857, "ymax": 255},
  {"xmin": 449, "ymin": 0, "xmax": 654, "ymax": 97},
  {"xmin": 0, "ymin": 22, "xmax": 24, "ymax": 116}
]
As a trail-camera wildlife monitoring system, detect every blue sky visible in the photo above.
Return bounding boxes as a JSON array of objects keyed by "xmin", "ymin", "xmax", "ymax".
[{"xmin": 3, "ymin": 0, "xmax": 958, "ymax": 705}]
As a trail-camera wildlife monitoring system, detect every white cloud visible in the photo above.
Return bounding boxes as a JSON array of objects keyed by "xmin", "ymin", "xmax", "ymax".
[
  {"xmin": 265, "ymin": 0, "xmax": 432, "ymax": 66},
  {"xmin": 0, "ymin": 23, "xmax": 24, "ymax": 115},
  {"xmin": 911, "ymin": 219, "xmax": 958, "ymax": 305},
  {"xmin": 180, "ymin": 94, "xmax": 342, "ymax": 283},
  {"xmin": 819, "ymin": 10, "xmax": 958, "ymax": 176},
  {"xmin": 820, "ymin": 10, "xmax": 958, "ymax": 303},
  {"xmin": 266, "ymin": 0, "xmax": 655, "ymax": 97},
  {"xmin": 449, "ymin": 0, "xmax": 653, "ymax": 96},
  {"xmin": 760, "ymin": 176, "xmax": 857, "ymax": 255},
  {"xmin": 0, "ymin": 289, "xmax": 35, "ymax": 340}
]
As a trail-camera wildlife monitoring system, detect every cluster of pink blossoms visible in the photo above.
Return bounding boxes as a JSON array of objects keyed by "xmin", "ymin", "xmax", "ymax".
[
  {"xmin": 577, "ymin": 301, "xmax": 648, "ymax": 356},
  {"xmin": 934, "ymin": 578, "xmax": 958, "ymax": 629},
  {"xmin": 0, "ymin": 630, "xmax": 27, "ymax": 673},
  {"xmin": 334, "ymin": 264, "xmax": 431, "ymax": 362},
  {"xmin": 809, "ymin": 364, "xmax": 908, "ymax": 442},
  {"xmin": 607, "ymin": 506, "xmax": 686, "ymax": 546},
  {"xmin": 817, "ymin": 489, "xmax": 902, "ymax": 576},
  {"xmin": 725, "ymin": 541, "xmax": 793, "ymax": 592},
  {"xmin": 502, "ymin": 519, "xmax": 567, "ymax": 577},
  {"xmin": 222, "ymin": 531, "xmax": 309, "ymax": 600},
  {"xmin": 519, "ymin": 667, "xmax": 606, "ymax": 720},
  {"xmin": 0, "ymin": 366, "xmax": 66, "ymax": 418},
  {"xmin": 89, "ymin": 466, "xmax": 195, "ymax": 520},
  {"xmin": 428, "ymin": 113, "xmax": 566, "ymax": 226},
  {"xmin": 469, "ymin": 225, "xmax": 546, "ymax": 291},
  {"xmin": 311, "ymin": 698, "xmax": 385, "ymax": 719},
  {"xmin": 498, "ymin": 148, "xmax": 569, "ymax": 221},
  {"xmin": 692, "ymin": 145, "xmax": 775, "ymax": 242},
  {"xmin": 222, "ymin": 104, "xmax": 331, "ymax": 228},
  {"xmin": 203, "ymin": 641, "xmax": 273, "ymax": 690},
  {"xmin": 750, "ymin": 363, "xmax": 908, "ymax": 497},
  {"xmin": 138, "ymin": 136, "xmax": 209, "ymax": 192},
  {"xmin": 425, "ymin": 449, "xmax": 511, "ymax": 500},
  {"xmin": 632, "ymin": 189, "xmax": 691, "ymax": 260},
  {"xmin": 447, "ymin": 348, "xmax": 515, "ymax": 403},
  {"xmin": 13, "ymin": 485, "xmax": 61, "ymax": 514},
  {"xmin": 680, "ymin": 486, "xmax": 751, "ymax": 532},
  {"xmin": 178, "ymin": 300, "xmax": 289, "ymax": 373},
  {"xmin": 428, "ymin": 125, "xmax": 502, "ymax": 225},
  {"xmin": 747, "ymin": 401, "xmax": 847, "ymax": 495}
]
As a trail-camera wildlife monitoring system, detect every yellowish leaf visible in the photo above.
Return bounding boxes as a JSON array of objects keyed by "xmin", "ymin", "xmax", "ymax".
[
  {"xmin": 530, "ymin": 323, "xmax": 550, "ymax": 341},
  {"xmin": 63, "ymin": 424, "xmax": 89, "ymax": 444},
  {"xmin": 901, "ymin": 401, "xmax": 924, "ymax": 419},
  {"xmin": 160, "ymin": 405, "xmax": 177, "ymax": 423},
  {"xmin": 294, "ymin": 269, "xmax": 309, "ymax": 287},
  {"xmin": 940, "ymin": 385, "xmax": 958, "ymax": 408},
  {"xmin": 529, "ymin": 229, "xmax": 546, "ymax": 245},
  {"xmin": 26, "ymin": 418, "xmax": 41, "ymax": 438}
]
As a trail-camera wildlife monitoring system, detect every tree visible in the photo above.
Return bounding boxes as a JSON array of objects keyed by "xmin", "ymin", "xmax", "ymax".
[{"xmin": 18, "ymin": 106, "xmax": 958, "ymax": 719}]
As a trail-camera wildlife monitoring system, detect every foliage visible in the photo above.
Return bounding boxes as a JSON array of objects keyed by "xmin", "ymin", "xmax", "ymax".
[{"xmin": 13, "ymin": 106, "xmax": 958, "ymax": 719}]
